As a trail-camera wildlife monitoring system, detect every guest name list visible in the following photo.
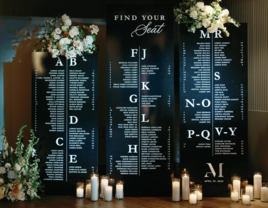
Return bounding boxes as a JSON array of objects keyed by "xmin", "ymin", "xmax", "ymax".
[
  {"xmin": 107, "ymin": 5, "xmax": 174, "ymax": 196},
  {"xmin": 32, "ymin": 53, "xmax": 98, "ymax": 194},
  {"xmin": 179, "ymin": 24, "xmax": 248, "ymax": 197}
]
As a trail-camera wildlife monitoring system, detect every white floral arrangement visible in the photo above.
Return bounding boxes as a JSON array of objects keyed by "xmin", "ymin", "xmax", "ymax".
[
  {"xmin": 174, "ymin": 0, "xmax": 240, "ymax": 37},
  {"xmin": 36, "ymin": 14, "xmax": 99, "ymax": 61},
  {"xmin": 0, "ymin": 126, "xmax": 42, "ymax": 201}
]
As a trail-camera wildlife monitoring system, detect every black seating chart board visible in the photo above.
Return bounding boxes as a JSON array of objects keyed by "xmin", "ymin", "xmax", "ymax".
[
  {"xmin": 106, "ymin": 5, "xmax": 174, "ymax": 196},
  {"xmin": 32, "ymin": 53, "xmax": 98, "ymax": 194},
  {"xmin": 179, "ymin": 24, "xmax": 248, "ymax": 197}
]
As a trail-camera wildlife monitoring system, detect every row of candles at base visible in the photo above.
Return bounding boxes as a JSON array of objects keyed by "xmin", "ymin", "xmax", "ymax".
[
  {"xmin": 172, "ymin": 169, "xmax": 202, "ymax": 205},
  {"xmin": 76, "ymin": 174, "xmax": 124, "ymax": 201},
  {"xmin": 230, "ymin": 172, "xmax": 268, "ymax": 205}
]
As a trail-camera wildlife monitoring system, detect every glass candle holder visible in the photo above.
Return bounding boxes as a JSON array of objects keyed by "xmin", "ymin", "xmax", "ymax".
[
  {"xmin": 85, "ymin": 179, "xmax": 91, "ymax": 199},
  {"xmin": 181, "ymin": 169, "xmax": 190, "ymax": 201},
  {"xmin": 230, "ymin": 187, "xmax": 239, "ymax": 202},
  {"xmin": 261, "ymin": 182, "xmax": 268, "ymax": 203},
  {"xmin": 245, "ymin": 185, "xmax": 254, "ymax": 201},
  {"xmin": 90, "ymin": 173, "xmax": 99, "ymax": 201},
  {"xmin": 241, "ymin": 188, "xmax": 250, "ymax": 206},
  {"xmin": 190, "ymin": 181, "xmax": 195, "ymax": 188},
  {"xmin": 116, "ymin": 180, "xmax": 124, "ymax": 200},
  {"xmin": 172, "ymin": 178, "xmax": 180, "ymax": 202},
  {"xmin": 104, "ymin": 179, "xmax": 113, "ymax": 202},
  {"xmin": 231, "ymin": 176, "xmax": 241, "ymax": 199},
  {"xmin": 189, "ymin": 188, "xmax": 197, "ymax": 205},
  {"xmin": 100, "ymin": 175, "xmax": 109, "ymax": 199},
  {"xmin": 76, "ymin": 182, "xmax": 84, "ymax": 198},
  {"xmin": 195, "ymin": 184, "xmax": 202, "ymax": 201},
  {"xmin": 254, "ymin": 172, "xmax": 262, "ymax": 199}
]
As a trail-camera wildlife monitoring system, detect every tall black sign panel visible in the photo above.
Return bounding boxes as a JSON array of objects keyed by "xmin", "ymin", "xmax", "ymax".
[
  {"xmin": 179, "ymin": 24, "xmax": 248, "ymax": 196},
  {"xmin": 106, "ymin": 5, "xmax": 174, "ymax": 196},
  {"xmin": 32, "ymin": 53, "xmax": 98, "ymax": 194}
]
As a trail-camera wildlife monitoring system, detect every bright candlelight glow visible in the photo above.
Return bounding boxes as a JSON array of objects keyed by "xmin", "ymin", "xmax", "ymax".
[
  {"xmin": 261, "ymin": 187, "xmax": 268, "ymax": 202},
  {"xmin": 101, "ymin": 178, "xmax": 109, "ymax": 198},
  {"xmin": 91, "ymin": 174, "xmax": 98, "ymax": 201},
  {"xmin": 195, "ymin": 190, "xmax": 202, "ymax": 201},
  {"xmin": 242, "ymin": 195, "xmax": 250, "ymax": 205},
  {"xmin": 231, "ymin": 191, "xmax": 239, "ymax": 202},
  {"xmin": 104, "ymin": 186, "xmax": 113, "ymax": 201},
  {"xmin": 116, "ymin": 184, "xmax": 124, "ymax": 199},
  {"xmin": 172, "ymin": 181, "xmax": 180, "ymax": 202},
  {"xmin": 76, "ymin": 188, "xmax": 84, "ymax": 198},
  {"xmin": 233, "ymin": 180, "xmax": 241, "ymax": 199},
  {"xmin": 245, "ymin": 185, "xmax": 253, "ymax": 201},
  {"xmin": 86, "ymin": 184, "xmax": 91, "ymax": 198},
  {"xmin": 189, "ymin": 193, "xmax": 197, "ymax": 204}
]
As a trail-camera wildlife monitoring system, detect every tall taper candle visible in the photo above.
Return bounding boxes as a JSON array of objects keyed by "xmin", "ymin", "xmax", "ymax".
[
  {"xmin": 254, "ymin": 172, "xmax": 262, "ymax": 199},
  {"xmin": 181, "ymin": 169, "xmax": 190, "ymax": 201}
]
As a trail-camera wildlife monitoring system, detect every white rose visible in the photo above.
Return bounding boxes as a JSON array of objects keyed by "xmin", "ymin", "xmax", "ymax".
[
  {"xmin": 204, "ymin": 6, "xmax": 214, "ymax": 15},
  {"xmin": 68, "ymin": 50, "xmax": 77, "ymax": 58},
  {"xmin": 190, "ymin": 10, "xmax": 198, "ymax": 19},
  {"xmin": 62, "ymin": 14, "xmax": 70, "ymax": 21},
  {"xmin": 214, "ymin": 4, "xmax": 222, "ymax": 12},
  {"xmin": 54, "ymin": 28, "xmax": 62, "ymax": 34},
  {"xmin": 63, "ymin": 18, "xmax": 72, "ymax": 27},
  {"xmin": 86, "ymin": 35, "xmax": 94, "ymax": 45},
  {"xmin": 5, "ymin": 163, "xmax": 11, "ymax": 168},
  {"xmin": 0, "ymin": 167, "xmax": 6, "ymax": 175},
  {"xmin": 207, "ymin": 22, "xmax": 219, "ymax": 34},
  {"xmin": 73, "ymin": 40, "xmax": 83, "ymax": 52},
  {"xmin": 52, "ymin": 32, "xmax": 60, "ymax": 40},
  {"xmin": 59, "ymin": 38, "xmax": 71, "ymax": 47},
  {"xmin": 0, "ymin": 178, "xmax": 4, "ymax": 184},
  {"xmin": 90, "ymin": 25, "xmax": 99, "ymax": 35},
  {"xmin": 196, "ymin": 2, "xmax": 205, "ymax": 10},
  {"xmin": 202, "ymin": 19, "xmax": 211, "ymax": 28},
  {"xmin": 14, "ymin": 164, "xmax": 21, "ymax": 172},
  {"xmin": 51, "ymin": 49, "xmax": 59, "ymax": 58},
  {"xmin": 7, "ymin": 171, "xmax": 16, "ymax": 179},
  {"xmin": 61, "ymin": 26, "xmax": 69, "ymax": 32},
  {"xmin": 17, "ymin": 191, "xmax": 25, "ymax": 201},
  {"xmin": 69, "ymin": 26, "xmax": 79, "ymax": 38},
  {"xmin": 221, "ymin": 9, "xmax": 229, "ymax": 17}
]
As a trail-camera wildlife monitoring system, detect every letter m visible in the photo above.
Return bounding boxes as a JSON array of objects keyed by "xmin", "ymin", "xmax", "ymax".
[{"xmin": 200, "ymin": 30, "xmax": 210, "ymax": 38}]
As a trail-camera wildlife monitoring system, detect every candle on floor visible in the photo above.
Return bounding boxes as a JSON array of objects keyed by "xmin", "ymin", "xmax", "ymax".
[
  {"xmin": 85, "ymin": 180, "xmax": 91, "ymax": 199},
  {"xmin": 172, "ymin": 178, "xmax": 180, "ymax": 202},
  {"xmin": 116, "ymin": 181, "xmax": 124, "ymax": 200},
  {"xmin": 100, "ymin": 175, "xmax": 109, "ymax": 199},
  {"xmin": 254, "ymin": 172, "xmax": 262, "ymax": 199},
  {"xmin": 189, "ymin": 189, "xmax": 197, "ymax": 205},
  {"xmin": 76, "ymin": 182, "xmax": 84, "ymax": 198},
  {"xmin": 195, "ymin": 184, "xmax": 202, "ymax": 201},
  {"xmin": 245, "ymin": 185, "xmax": 253, "ymax": 201},
  {"xmin": 91, "ymin": 173, "xmax": 99, "ymax": 201},
  {"xmin": 261, "ymin": 182, "xmax": 268, "ymax": 203},
  {"xmin": 181, "ymin": 169, "xmax": 190, "ymax": 201},
  {"xmin": 241, "ymin": 188, "xmax": 250, "ymax": 205},
  {"xmin": 231, "ymin": 188, "xmax": 239, "ymax": 202},
  {"xmin": 232, "ymin": 176, "xmax": 241, "ymax": 199},
  {"xmin": 104, "ymin": 186, "xmax": 113, "ymax": 202}
]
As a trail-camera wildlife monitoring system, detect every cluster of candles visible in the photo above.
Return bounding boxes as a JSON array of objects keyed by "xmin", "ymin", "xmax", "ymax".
[
  {"xmin": 230, "ymin": 172, "xmax": 268, "ymax": 205},
  {"xmin": 172, "ymin": 169, "xmax": 202, "ymax": 205},
  {"xmin": 76, "ymin": 173, "xmax": 124, "ymax": 202}
]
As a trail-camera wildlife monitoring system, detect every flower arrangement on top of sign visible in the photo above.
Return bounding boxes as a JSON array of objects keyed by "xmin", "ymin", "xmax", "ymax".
[
  {"xmin": 0, "ymin": 126, "xmax": 43, "ymax": 201},
  {"xmin": 35, "ymin": 14, "xmax": 99, "ymax": 61},
  {"xmin": 174, "ymin": 0, "xmax": 240, "ymax": 37}
]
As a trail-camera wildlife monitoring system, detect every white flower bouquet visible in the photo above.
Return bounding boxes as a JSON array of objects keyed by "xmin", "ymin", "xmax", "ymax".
[
  {"xmin": 0, "ymin": 126, "xmax": 42, "ymax": 201},
  {"xmin": 174, "ymin": 0, "xmax": 239, "ymax": 36},
  {"xmin": 35, "ymin": 14, "xmax": 99, "ymax": 61}
]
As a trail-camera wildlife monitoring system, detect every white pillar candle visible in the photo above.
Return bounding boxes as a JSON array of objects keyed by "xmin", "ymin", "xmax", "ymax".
[
  {"xmin": 182, "ymin": 174, "xmax": 189, "ymax": 200},
  {"xmin": 101, "ymin": 178, "xmax": 109, "ymax": 198},
  {"xmin": 91, "ymin": 175, "xmax": 98, "ymax": 201},
  {"xmin": 104, "ymin": 186, "xmax": 113, "ymax": 201},
  {"xmin": 189, "ymin": 193, "xmax": 197, "ymax": 204},
  {"xmin": 85, "ymin": 184, "xmax": 91, "ymax": 198},
  {"xmin": 242, "ymin": 195, "xmax": 250, "ymax": 205},
  {"xmin": 76, "ymin": 188, "xmax": 84, "ymax": 198},
  {"xmin": 261, "ymin": 187, "xmax": 268, "ymax": 202},
  {"xmin": 172, "ymin": 181, "xmax": 180, "ymax": 202},
  {"xmin": 116, "ymin": 184, "xmax": 124, "ymax": 199},
  {"xmin": 231, "ymin": 191, "xmax": 239, "ymax": 202},
  {"xmin": 195, "ymin": 190, "xmax": 202, "ymax": 201},
  {"xmin": 233, "ymin": 180, "xmax": 241, "ymax": 199},
  {"xmin": 245, "ymin": 186, "xmax": 253, "ymax": 201},
  {"xmin": 254, "ymin": 174, "xmax": 262, "ymax": 199}
]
